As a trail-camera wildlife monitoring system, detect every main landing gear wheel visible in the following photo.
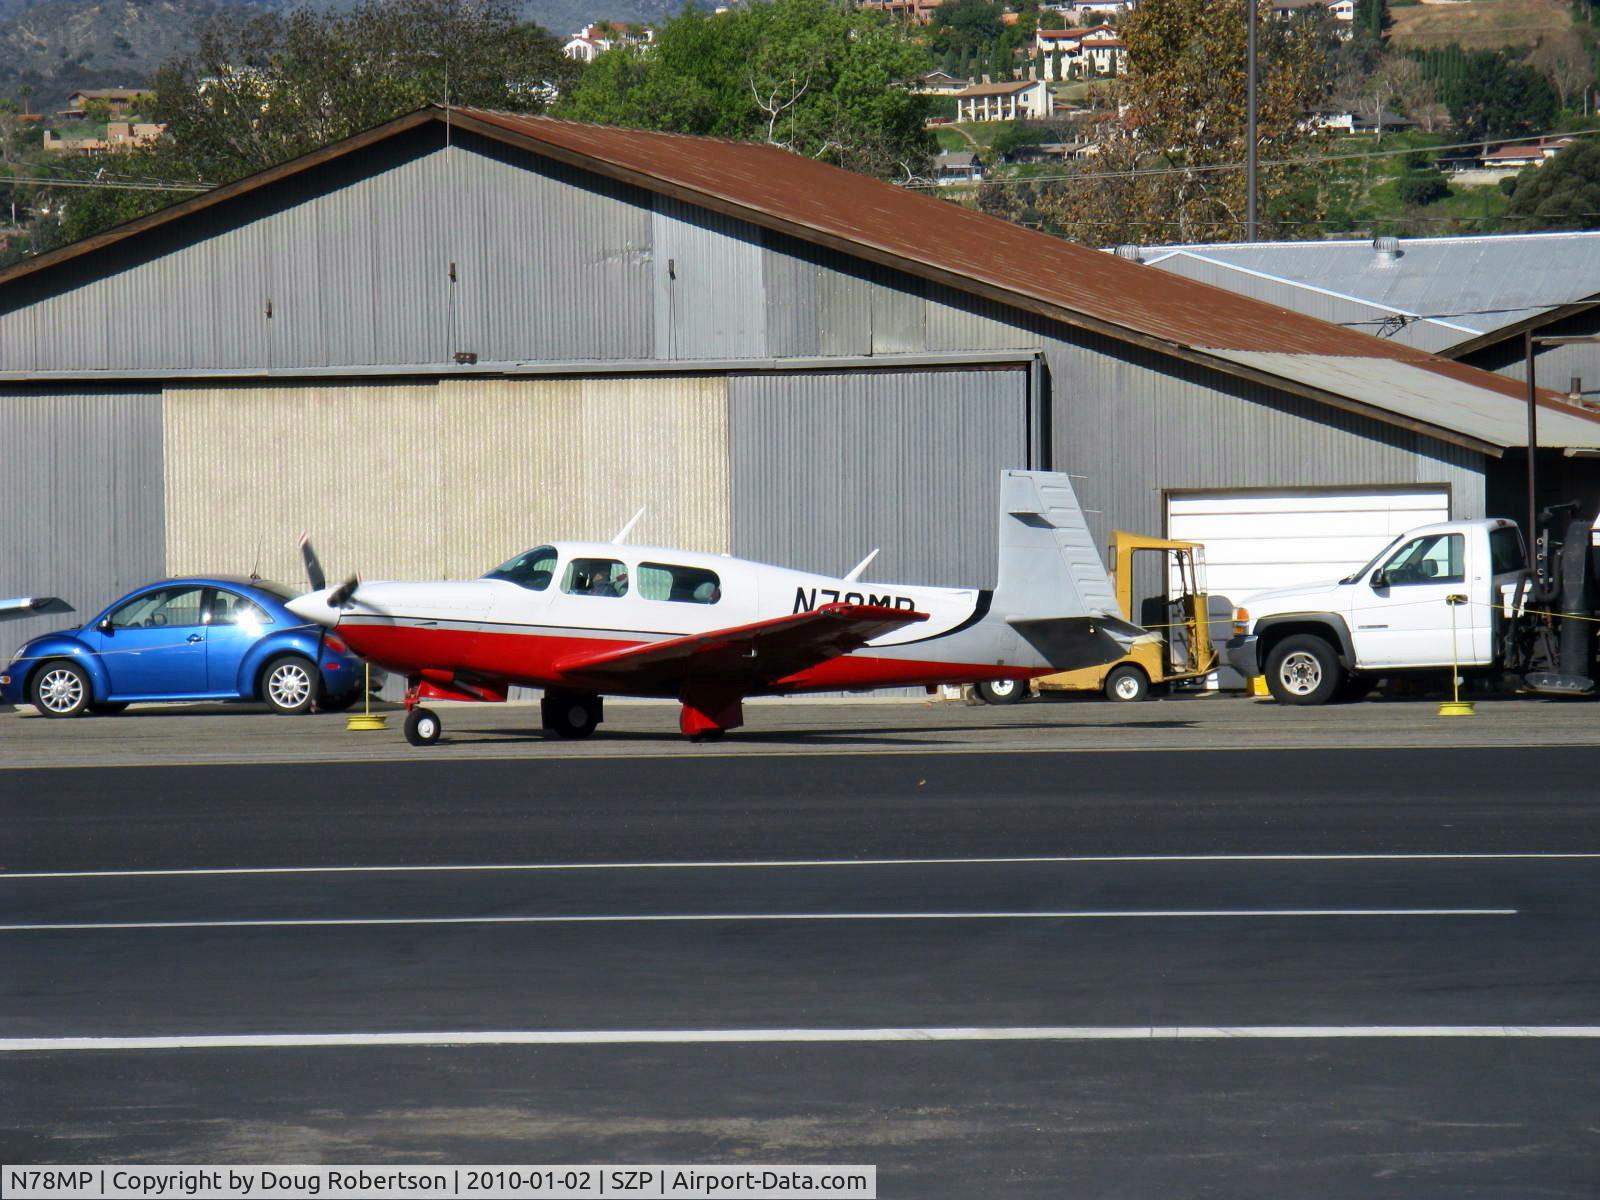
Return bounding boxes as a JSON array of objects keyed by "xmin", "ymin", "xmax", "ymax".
[
  {"xmin": 975, "ymin": 679, "xmax": 1029, "ymax": 705},
  {"xmin": 543, "ymin": 691, "xmax": 602, "ymax": 739},
  {"xmin": 404, "ymin": 706, "xmax": 442, "ymax": 746}
]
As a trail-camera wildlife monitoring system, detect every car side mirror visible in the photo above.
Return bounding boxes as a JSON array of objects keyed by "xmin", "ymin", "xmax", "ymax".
[
  {"xmin": 97, "ymin": 617, "xmax": 113, "ymax": 632},
  {"xmin": 1370, "ymin": 570, "xmax": 1388, "ymax": 589}
]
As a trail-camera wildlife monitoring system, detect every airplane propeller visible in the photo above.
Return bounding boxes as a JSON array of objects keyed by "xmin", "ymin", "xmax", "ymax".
[
  {"xmin": 327, "ymin": 575, "xmax": 362, "ymax": 608},
  {"xmin": 298, "ymin": 532, "xmax": 327, "ymax": 592},
  {"xmin": 298, "ymin": 533, "xmax": 362, "ymax": 610}
]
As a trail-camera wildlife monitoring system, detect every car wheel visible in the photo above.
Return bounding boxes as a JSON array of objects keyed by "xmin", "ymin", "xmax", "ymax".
[
  {"xmin": 975, "ymin": 679, "xmax": 1029, "ymax": 705},
  {"xmin": 88, "ymin": 701, "xmax": 129, "ymax": 715},
  {"xmin": 261, "ymin": 654, "xmax": 316, "ymax": 714},
  {"xmin": 404, "ymin": 706, "xmax": 442, "ymax": 746},
  {"xmin": 1103, "ymin": 664, "xmax": 1149, "ymax": 702},
  {"xmin": 1265, "ymin": 634, "xmax": 1343, "ymax": 706},
  {"xmin": 31, "ymin": 660, "xmax": 92, "ymax": 718}
]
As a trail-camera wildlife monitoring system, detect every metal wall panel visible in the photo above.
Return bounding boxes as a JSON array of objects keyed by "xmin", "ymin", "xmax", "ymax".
[
  {"xmin": 0, "ymin": 388, "xmax": 165, "ymax": 647},
  {"xmin": 652, "ymin": 198, "xmax": 764, "ymax": 360},
  {"xmin": 762, "ymin": 241, "xmax": 820, "ymax": 357},
  {"xmin": 728, "ymin": 367, "xmax": 1028, "ymax": 588},
  {"xmin": 161, "ymin": 377, "xmax": 728, "ymax": 589},
  {"xmin": 1043, "ymin": 332, "xmax": 1488, "ymax": 552},
  {"xmin": 0, "ymin": 131, "xmax": 659, "ymax": 374}
]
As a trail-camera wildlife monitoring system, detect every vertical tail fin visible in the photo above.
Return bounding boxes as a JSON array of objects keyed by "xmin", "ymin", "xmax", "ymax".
[{"xmin": 993, "ymin": 470, "xmax": 1119, "ymax": 620}]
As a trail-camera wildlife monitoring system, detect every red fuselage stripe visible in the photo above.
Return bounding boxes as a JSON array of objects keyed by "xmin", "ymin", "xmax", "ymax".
[{"xmin": 339, "ymin": 622, "xmax": 1038, "ymax": 695}]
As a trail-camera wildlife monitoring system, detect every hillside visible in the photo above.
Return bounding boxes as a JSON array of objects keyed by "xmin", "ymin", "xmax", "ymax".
[
  {"xmin": 1386, "ymin": 0, "xmax": 1577, "ymax": 51},
  {"xmin": 0, "ymin": 0, "xmax": 682, "ymax": 113},
  {"xmin": 0, "ymin": 0, "xmax": 273, "ymax": 111}
]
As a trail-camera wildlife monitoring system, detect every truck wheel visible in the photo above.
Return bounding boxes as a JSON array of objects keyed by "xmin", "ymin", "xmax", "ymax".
[
  {"xmin": 1103, "ymin": 664, "xmax": 1149, "ymax": 702},
  {"xmin": 1265, "ymin": 635, "xmax": 1343, "ymax": 706},
  {"xmin": 975, "ymin": 679, "xmax": 1029, "ymax": 705}
]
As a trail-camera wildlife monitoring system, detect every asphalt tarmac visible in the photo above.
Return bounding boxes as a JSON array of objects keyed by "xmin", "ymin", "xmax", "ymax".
[{"xmin": 4, "ymin": 704, "xmax": 1600, "ymax": 1196}]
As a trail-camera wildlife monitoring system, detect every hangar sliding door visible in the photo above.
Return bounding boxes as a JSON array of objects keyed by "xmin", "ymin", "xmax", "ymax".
[
  {"xmin": 728, "ymin": 367, "xmax": 1029, "ymax": 589},
  {"xmin": 162, "ymin": 377, "xmax": 730, "ymax": 586},
  {"xmin": 1167, "ymin": 487, "xmax": 1451, "ymax": 607}
]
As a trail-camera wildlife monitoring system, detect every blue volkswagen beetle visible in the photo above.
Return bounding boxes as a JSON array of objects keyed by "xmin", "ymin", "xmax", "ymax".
[{"xmin": 0, "ymin": 577, "xmax": 364, "ymax": 718}]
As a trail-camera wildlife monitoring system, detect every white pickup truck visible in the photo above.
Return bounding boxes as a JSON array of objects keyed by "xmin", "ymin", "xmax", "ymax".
[{"xmin": 1225, "ymin": 517, "xmax": 1532, "ymax": 705}]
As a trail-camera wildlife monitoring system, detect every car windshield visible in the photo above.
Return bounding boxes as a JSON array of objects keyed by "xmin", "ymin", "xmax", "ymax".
[{"xmin": 1339, "ymin": 535, "xmax": 1404, "ymax": 584}]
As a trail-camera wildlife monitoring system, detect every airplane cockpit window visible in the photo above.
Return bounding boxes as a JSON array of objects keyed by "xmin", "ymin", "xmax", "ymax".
[
  {"xmin": 638, "ymin": 562, "xmax": 721, "ymax": 604},
  {"xmin": 483, "ymin": 546, "xmax": 558, "ymax": 591},
  {"xmin": 563, "ymin": 558, "xmax": 630, "ymax": 599}
]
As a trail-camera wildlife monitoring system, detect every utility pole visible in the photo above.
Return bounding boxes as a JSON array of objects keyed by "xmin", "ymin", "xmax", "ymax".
[{"xmin": 1245, "ymin": 0, "xmax": 1258, "ymax": 240}]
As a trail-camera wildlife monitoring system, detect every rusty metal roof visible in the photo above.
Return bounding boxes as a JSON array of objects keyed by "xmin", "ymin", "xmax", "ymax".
[{"xmin": 5, "ymin": 104, "xmax": 1597, "ymax": 451}]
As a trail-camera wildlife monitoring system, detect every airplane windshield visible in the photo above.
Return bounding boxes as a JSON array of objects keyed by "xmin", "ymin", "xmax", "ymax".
[{"xmin": 484, "ymin": 546, "xmax": 558, "ymax": 591}]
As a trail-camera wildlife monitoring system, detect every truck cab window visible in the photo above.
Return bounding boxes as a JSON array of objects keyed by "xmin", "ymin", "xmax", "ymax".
[
  {"xmin": 563, "ymin": 558, "xmax": 629, "ymax": 598},
  {"xmin": 638, "ymin": 562, "xmax": 721, "ymax": 604},
  {"xmin": 1490, "ymin": 526, "xmax": 1526, "ymax": 575},
  {"xmin": 1379, "ymin": 533, "xmax": 1463, "ymax": 585},
  {"xmin": 484, "ymin": 546, "xmax": 558, "ymax": 591}
]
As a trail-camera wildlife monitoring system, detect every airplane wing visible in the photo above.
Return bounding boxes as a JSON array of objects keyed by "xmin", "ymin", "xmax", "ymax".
[
  {"xmin": 552, "ymin": 603, "xmax": 928, "ymax": 693},
  {"xmin": 0, "ymin": 597, "xmax": 74, "ymax": 624}
]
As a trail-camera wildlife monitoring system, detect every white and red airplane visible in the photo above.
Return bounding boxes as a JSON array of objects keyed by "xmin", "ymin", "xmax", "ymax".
[{"xmin": 287, "ymin": 470, "xmax": 1148, "ymax": 745}]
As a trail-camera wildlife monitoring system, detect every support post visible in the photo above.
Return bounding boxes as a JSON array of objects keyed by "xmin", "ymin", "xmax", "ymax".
[
  {"xmin": 1245, "ymin": 0, "xmax": 1258, "ymax": 240},
  {"xmin": 1525, "ymin": 329, "xmax": 1538, "ymax": 583}
]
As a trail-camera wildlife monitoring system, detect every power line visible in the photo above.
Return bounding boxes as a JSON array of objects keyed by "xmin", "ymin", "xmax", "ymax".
[
  {"xmin": 912, "ymin": 127, "xmax": 1600, "ymax": 190},
  {"xmin": 0, "ymin": 174, "xmax": 212, "ymax": 193}
]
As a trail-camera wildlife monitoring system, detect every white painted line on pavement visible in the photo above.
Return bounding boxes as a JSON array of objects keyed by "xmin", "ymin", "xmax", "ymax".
[
  {"xmin": 2, "ymin": 853, "xmax": 1595, "ymax": 881},
  {"xmin": 0, "ymin": 908, "xmax": 1515, "ymax": 933},
  {"xmin": 3, "ymin": 1025, "xmax": 1597, "ymax": 1052}
]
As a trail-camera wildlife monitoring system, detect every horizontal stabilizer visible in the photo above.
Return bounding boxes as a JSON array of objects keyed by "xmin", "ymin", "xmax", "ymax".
[
  {"xmin": 1008, "ymin": 613, "xmax": 1152, "ymax": 673},
  {"xmin": 0, "ymin": 596, "xmax": 74, "ymax": 623}
]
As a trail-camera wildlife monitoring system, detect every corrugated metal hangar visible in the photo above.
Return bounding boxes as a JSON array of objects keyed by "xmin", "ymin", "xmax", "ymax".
[{"xmin": 5, "ymin": 105, "xmax": 1600, "ymax": 645}]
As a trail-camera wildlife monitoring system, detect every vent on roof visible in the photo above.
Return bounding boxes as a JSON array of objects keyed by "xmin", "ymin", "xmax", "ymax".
[
  {"xmin": 1372, "ymin": 235, "xmax": 1402, "ymax": 263},
  {"xmin": 1113, "ymin": 244, "xmax": 1144, "ymax": 263}
]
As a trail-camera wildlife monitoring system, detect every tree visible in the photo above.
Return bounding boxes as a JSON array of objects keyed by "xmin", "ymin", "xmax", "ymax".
[
  {"xmin": 1416, "ymin": 47, "xmax": 1558, "ymax": 142},
  {"xmin": 1040, "ymin": 0, "xmax": 1332, "ymax": 243},
  {"xmin": 1528, "ymin": 27, "xmax": 1594, "ymax": 111},
  {"xmin": 1504, "ymin": 138, "xmax": 1600, "ymax": 230},
  {"xmin": 559, "ymin": 0, "xmax": 934, "ymax": 181},
  {"xmin": 37, "ymin": 0, "xmax": 576, "ymax": 249},
  {"xmin": 932, "ymin": 0, "xmax": 1005, "ymax": 58},
  {"xmin": 1396, "ymin": 168, "xmax": 1448, "ymax": 206}
]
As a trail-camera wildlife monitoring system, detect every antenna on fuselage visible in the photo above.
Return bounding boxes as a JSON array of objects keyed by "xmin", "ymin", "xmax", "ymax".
[
  {"xmin": 843, "ymin": 549, "xmax": 879, "ymax": 582},
  {"xmin": 611, "ymin": 507, "xmax": 646, "ymax": 544}
]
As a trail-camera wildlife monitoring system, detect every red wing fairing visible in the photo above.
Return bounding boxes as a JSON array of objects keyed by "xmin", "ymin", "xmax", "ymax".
[
  {"xmin": 553, "ymin": 602, "xmax": 928, "ymax": 691},
  {"xmin": 553, "ymin": 602, "xmax": 928, "ymax": 736}
]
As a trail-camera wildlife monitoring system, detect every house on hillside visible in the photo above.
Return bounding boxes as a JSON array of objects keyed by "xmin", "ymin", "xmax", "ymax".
[
  {"xmin": 953, "ymin": 78, "xmax": 1056, "ymax": 121},
  {"xmin": 43, "ymin": 122, "xmax": 165, "ymax": 154},
  {"xmin": 563, "ymin": 22, "xmax": 654, "ymax": 61},
  {"xmin": 60, "ymin": 88, "xmax": 145, "ymax": 119}
]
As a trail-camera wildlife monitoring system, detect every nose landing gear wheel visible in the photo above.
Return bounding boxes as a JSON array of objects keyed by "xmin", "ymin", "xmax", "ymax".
[{"xmin": 404, "ymin": 706, "xmax": 442, "ymax": 746}]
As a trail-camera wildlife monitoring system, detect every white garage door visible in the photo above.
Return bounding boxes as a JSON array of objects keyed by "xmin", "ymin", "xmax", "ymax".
[{"xmin": 1167, "ymin": 488, "xmax": 1451, "ymax": 607}]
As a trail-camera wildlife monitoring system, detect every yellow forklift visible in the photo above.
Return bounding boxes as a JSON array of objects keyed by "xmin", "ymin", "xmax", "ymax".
[{"xmin": 976, "ymin": 531, "xmax": 1217, "ymax": 704}]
